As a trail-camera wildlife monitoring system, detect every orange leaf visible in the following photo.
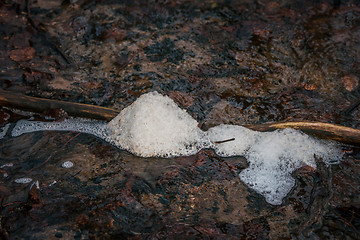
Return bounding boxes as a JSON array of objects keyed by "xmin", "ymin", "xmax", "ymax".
[{"xmin": 9, "ymin": 47, "xmax": 36, "ymax": 62}]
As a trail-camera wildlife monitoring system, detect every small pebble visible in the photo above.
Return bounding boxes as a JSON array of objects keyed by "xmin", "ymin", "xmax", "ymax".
[
  {"xmin": 62, "ymin": 161, "xmax": 74, "ymax": 168},
  {"xmin": 14, "ymin": 177, "xmax": 32, "ymax": 184}
]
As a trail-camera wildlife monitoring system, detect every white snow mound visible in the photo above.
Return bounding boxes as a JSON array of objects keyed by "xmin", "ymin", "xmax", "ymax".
[{"xmin": 107, "ymin": 91, "xmax": 206, "ymax": 157}]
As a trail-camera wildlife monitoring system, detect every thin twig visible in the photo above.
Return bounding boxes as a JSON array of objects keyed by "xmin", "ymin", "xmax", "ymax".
[
  {"xmin": 2, "ymin": 201, "xmax": 23, "ymax": 208},
  {"xmin": 213, "ymin": 138, "xmax": 235, "ymax": 144}
]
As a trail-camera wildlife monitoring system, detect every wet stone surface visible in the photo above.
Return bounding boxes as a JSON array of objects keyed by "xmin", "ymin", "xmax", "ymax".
[{"xmin": 1, "ymin": 0, "xmax": 360, "ymax": 239}]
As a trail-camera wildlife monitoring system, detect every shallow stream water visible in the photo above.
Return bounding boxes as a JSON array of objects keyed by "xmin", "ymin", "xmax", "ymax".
[{"xmin": 1, "ymin": 0, "xmax": 360, "ymax": 239}]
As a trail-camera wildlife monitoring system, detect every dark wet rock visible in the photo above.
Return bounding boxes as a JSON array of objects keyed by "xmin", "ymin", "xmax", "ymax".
[
  {"xmin": 54, "ymin": 232, "xmax": 62, "ymax": 238},
  {"xmin": 101, "ymin": 27, "xmax": 127, "ymax": 42},
  {"xmin": 144, "ymin": 38, "xmax": 184, "ymax": 64}
]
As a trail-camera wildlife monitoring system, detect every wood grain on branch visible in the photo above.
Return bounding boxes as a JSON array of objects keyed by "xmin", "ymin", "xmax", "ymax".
[
  {"xmin": 0, "ymin": 89, "xmax": 119, "ymax": 121},
  {"xmin": 245, "ymin": 122, "xmax": 360, "ymax": 145}
]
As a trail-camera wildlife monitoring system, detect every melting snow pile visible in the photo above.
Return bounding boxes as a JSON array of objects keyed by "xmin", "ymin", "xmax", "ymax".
[
  {"xmin": 9, "ymin": 91, "xmax": 343, "ymax": 205},
  {"xmin": 107, "ymin": 91, "xmax": 206, "ymax": 157}
]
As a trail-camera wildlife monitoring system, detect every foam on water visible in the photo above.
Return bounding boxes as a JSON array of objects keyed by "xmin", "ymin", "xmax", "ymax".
[
  {"xmin": 107, "ymin": 91, "xmax": 207, "ymax": 157},
  {"xmin": 208, "ymin": 125, "xmax": 343, "ymax": 205},
  {"xmin": 9, "ymin": 91, "xmax": 344, "ymax": 205},
  {"xmin": 12, "ymin": 118, "xmax": 109, "ymax": 139},
  {"xmin": 11, "ymin": 92, "xmax": 207, "ymax": 157}
]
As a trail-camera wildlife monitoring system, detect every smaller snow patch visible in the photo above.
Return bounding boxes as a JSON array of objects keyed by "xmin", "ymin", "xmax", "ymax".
[
  {"xmin": 207, "ymin": 125, "xmax": 343, "ymax": 205},
  {"xmin": 62, "ymin": 161, "xmax": 74, "ymax": 168},
  {"xmin": 14, "ymin": 177, "xmax": 32, "ymax": 184}
]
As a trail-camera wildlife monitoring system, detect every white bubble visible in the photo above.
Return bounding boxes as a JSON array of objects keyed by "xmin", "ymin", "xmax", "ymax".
[{"xmin": 61, "ymin": 161, "xmax": 74, "ymax": 168}]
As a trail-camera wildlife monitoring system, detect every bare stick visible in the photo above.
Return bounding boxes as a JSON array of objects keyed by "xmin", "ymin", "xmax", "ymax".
[
  {"xmin": 214, "ymin": 138, "xmax": 235, "ymax": 144},
  {"xmin": 0, "ymin": 89, "xmax": 120, "ymax": 121},
  {"xmin": 244, "ymin": 122, "xmax": 360, "ymax": 146}
]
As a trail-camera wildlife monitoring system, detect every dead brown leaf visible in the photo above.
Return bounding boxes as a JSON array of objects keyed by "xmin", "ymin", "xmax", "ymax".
[
  {"xmin": 169, "ymin": 91, "xmax": 194, "ymax": 108},
  {"xmin": 341, "ymin": 75, "xmax": 359, "ymax": 92},
  {"xmin": 102, "ymin": 28, "xmax": 127, "ymax": 42},
  {"xmin": 304, "ymin": 83, "xmax": 316, "ymax": 91},
  {"xmin": 9, "ymin": 47, "xmax": 36, "ymax": 62}
]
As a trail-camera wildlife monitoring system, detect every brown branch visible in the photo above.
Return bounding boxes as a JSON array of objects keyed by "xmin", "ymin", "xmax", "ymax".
[
  {"xmin": 0, "ymin": 89, "xmax": 119, "ymax": 121},
  {"xmin": 244, "ymin": 122, "xmax": 360, "ymax": 146},
  {"xmin": 1, "ymin": 89, "xmax": 360, "ymax": 145}
]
